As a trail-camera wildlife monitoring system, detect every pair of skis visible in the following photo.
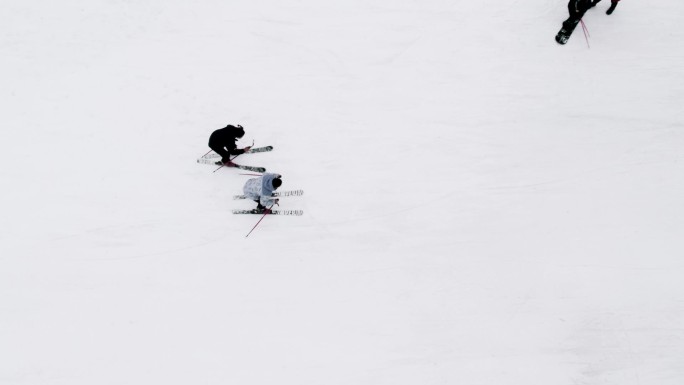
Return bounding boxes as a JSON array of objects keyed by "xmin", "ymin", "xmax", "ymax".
[
  {"xmin": 196, "ymin": 146, "xmax": 273, "ymax": 173},
  {"xmin": 232, "ymin": 190, "xmax": 304, "ymax": 216},
  {"xmin": 233, "ymin": 209, "xmax": 304, "ymax": 216}
]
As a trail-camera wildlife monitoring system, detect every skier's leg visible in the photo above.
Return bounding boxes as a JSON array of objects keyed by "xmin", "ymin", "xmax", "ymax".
[
  {"xmin": 209, "ymin": 144, "xmax": 231, "ymax": 163},
  {"xmin": 562, "ymin": 18, "xmax": 577, "ymax": 31},
  {"xmin": 606, "ymin": 0, "xmax": 618, "ymax": 15},
  {"xmin": 562, "ymin": 0, "xmax": 584, "ymax": 31},
  {"xmin": 557, "ymin": 0, "xmax": 592, "ymax": 44}
]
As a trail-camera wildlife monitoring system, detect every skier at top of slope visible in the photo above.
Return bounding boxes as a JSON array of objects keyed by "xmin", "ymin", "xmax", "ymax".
[
  {"xmin": 243, "ymin": 173, "xmax": 282, "ymax": 212},
  {"xmin": 564, "ymin": 0, "xmax": 621, "ymax": 24},
  {"xmin": 208, "ymin": 124, "xmax": 252, "ymax": 165},
  {"xmin": 556, "ymin": 0, "xmax": 619, "ymax": 44},
  {"xmin": 588, "ymin": 0, "xmax": 621, "ymax": 15}
]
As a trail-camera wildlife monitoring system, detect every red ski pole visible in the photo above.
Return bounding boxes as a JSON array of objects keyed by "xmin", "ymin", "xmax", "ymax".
[
  {"xmin": 212, "ymin": 140, "xmax": 254, "ymax": 173},
  {"xmin": 212, "ymin": 153, "xmax": 242, "ymax": 173},
  {"xmin": 245, "ymin": 205, "xmax": 274, "ymax": 238},
  {"xmin": 580, "ymin": 20, "xmax": 590, "ymax": 49}
]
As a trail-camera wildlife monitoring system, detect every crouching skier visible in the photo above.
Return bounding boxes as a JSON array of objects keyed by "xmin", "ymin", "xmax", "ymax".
[
  {"xmin": 208, "ymin": 124, "xmax": 252, "ymax": 165},
  {"xmin": 243, "ymin": 173, "xmax": 283, "ymax": 213}
]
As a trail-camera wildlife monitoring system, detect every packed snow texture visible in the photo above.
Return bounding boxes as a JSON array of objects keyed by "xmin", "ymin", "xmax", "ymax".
[{"xmin": 1, "ymin": 1, "xmax": 683, "ymax": 384}]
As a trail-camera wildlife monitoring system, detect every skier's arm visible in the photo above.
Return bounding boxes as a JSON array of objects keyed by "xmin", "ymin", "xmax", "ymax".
[
  {"xmin": 259, "ymin": 196, "xmax": 279, "ymax": 207},
  {"xmin": 228, "ymin": 145, "xmax": 251, "ymax": 155}
]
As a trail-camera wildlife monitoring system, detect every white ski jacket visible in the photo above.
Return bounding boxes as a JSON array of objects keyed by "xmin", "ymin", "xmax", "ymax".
[{"xmin": 243, "ymin": 173, "xmax": 281, "ymax": 207}]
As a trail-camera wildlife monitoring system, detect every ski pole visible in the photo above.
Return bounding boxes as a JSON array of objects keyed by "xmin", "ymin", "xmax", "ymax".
[
  {"xmin": 238, "ymin": 140, "xmax": 254, "ymax": 160},
  {"xmin": 200, "ymin": 149, "xmax": 213, "ymax": 158},
  {"xmin": 245, "ymin": 205, "xmax": 274, "ymax": 238},
  {"xmin": 212, "ymin": 162, "xmax": 228, "ymax": 173},
  {"xmin": 580, "ymin": 20, "xmax": 590, "ymax": 49},
  {"xmin": 213, "ymin": 140, "xmax": 254, "ymax": 173}
]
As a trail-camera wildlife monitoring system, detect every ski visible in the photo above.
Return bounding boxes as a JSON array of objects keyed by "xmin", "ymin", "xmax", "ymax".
[
  {"xmin": 555, "ymin": 19, "xmax": 580, "ymax": 45},
  {"xmin": 201, "ymin": 146, "xmax": 273, "ymax": 159},
  {"xmin": 233, "ymin": 189, "xmax": 304, "ymax": 200},
  {"xmin": 231, "ymin": 164, "xmax": 266, "ymax": 173},
  {"xmin": 232, "ymin": 209, "xmax": 303, "ymax": 216},
  {"xmin": 196, "ymin": 158, "xmax": 266, "ymax": 173}
]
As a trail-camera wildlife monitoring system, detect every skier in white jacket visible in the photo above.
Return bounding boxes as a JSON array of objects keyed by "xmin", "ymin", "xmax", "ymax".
[{"xmin": 243, "ymin": 173, "xmax": 282, "ymax": 212}]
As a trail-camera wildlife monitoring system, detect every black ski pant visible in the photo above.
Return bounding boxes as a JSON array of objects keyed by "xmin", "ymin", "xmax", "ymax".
[
  {"xmin": 563, "ymin": 0, "xmax": 593, "ymax": 30},
  {"xmin": 209, "ymin": 143, "xmax": 231, "ymax": 163},
  {"xmin": 208, "ymin": 132, "xmax": 235, "ymax": 163}
]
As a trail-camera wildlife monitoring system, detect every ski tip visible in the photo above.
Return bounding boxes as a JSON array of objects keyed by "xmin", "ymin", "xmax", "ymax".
[{"xmin": 274, "ymin": 210, "xmax": 304, "ymax": 216}]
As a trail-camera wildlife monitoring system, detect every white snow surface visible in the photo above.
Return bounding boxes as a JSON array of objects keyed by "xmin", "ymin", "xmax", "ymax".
[{"xmin": 2, "ymin": 1, "xmax": 684, "ymax": 384}]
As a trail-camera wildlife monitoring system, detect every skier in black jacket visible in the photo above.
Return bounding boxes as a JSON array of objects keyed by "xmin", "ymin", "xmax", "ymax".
[{"xmin": 208, "ymin": 124, "xmax": 251, "ymax": 164}]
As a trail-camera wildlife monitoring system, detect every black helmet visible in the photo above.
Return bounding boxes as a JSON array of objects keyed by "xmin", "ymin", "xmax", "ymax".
[{"xmin": 225, "ymin": 124, "xmax": 244, "ymax": 138}]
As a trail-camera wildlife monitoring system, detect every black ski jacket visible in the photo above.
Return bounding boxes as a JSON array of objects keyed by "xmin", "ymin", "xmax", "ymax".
[{"xmin": 208, "ymin": 125, "xmax": 245, "ymax": 155}]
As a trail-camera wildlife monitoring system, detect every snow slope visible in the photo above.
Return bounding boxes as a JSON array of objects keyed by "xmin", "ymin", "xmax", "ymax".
[{"xmin": 2, "ymin": 1, "xmax": 684, "ymax": 384}]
